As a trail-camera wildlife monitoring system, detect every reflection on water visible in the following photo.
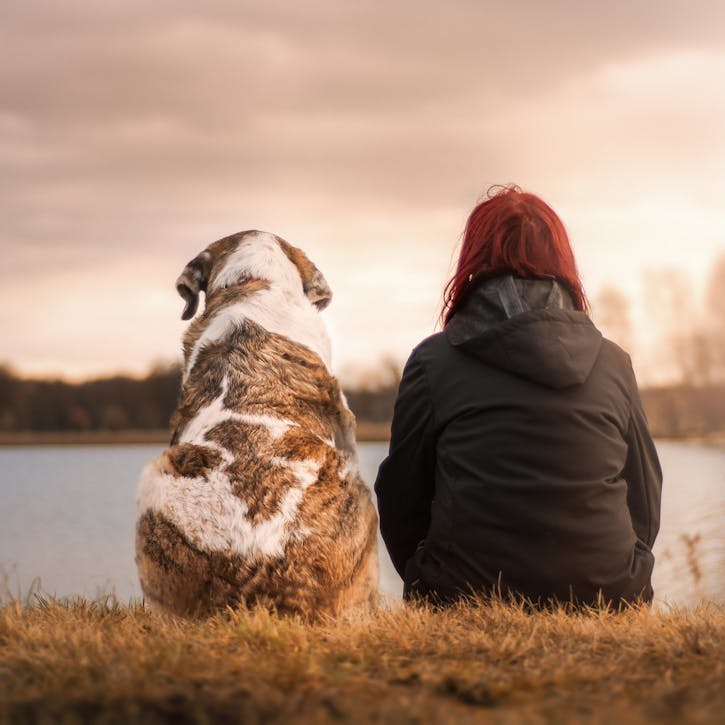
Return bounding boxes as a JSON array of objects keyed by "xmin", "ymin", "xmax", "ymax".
[{"xmin": 0, "ymin": 441, "xmax": 722, "ymax": 607}]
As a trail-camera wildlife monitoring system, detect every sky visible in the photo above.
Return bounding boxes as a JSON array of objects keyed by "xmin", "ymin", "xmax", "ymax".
[{"xmin": 1, "ymin": 1, "xmax": 724, "ymax": 383}]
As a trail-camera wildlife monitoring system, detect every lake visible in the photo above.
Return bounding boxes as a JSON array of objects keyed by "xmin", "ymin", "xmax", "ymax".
[{"xmin": 0, "ymin": 441, "xmax": 722, "ymax": 607}]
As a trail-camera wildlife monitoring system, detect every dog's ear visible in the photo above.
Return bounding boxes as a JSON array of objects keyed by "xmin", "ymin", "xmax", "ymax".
[
  {"xmin": 305, "ymin": 268, "xmax": 332, "ymax": 310},
  {"xmin": 175, "ymin": 251, "xmax": 212, "ymax": 320},
  {"xmin": 278, "ymin": 240, "xmax": 332, "ymax": 310}
]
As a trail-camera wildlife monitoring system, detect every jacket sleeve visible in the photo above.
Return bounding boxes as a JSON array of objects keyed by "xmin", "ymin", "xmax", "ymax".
[
  {"xmin": 374, "ymin": 350, "xmax": 437, "ymax": 578},
  {"xmin": 621, "ymin": 375, "xmax": 663, "ymax": 549}
]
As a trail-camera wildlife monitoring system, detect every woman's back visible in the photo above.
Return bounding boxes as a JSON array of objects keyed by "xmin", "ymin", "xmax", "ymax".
[{"xmin": 376, "ymin": 275, "xmax": 660, "ymax": 605}]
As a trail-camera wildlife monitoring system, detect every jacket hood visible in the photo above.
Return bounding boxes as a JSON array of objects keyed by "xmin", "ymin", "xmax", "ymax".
[{"xmin": 445, "ymin": 275, "xmax": 602, "ymax": 388}]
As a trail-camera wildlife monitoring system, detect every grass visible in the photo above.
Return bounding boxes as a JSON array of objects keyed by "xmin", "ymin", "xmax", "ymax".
[{"xmin": 0, "ymin": 597, "xmax": 723, "ymax": 724}]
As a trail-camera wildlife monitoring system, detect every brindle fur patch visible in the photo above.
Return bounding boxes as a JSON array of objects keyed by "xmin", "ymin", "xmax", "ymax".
[
  {"xmin": 137, "ymin": 504, "xmax": 377, "ymax": 619},
  {"xmin": 205, "ymin": 418, "xmax": 300, "ymax": 522},
  {"xmin": 166, "ymin": 443, "xmax": 224, "ymax": 478}
]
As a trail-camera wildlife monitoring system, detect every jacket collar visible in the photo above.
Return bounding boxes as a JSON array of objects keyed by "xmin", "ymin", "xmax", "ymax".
[{"xmin": 445, "ymin": 275, "xmax": 575, "ymax": 346}]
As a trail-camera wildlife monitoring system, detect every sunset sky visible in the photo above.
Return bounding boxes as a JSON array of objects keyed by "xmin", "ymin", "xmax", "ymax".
[{"xmin": 2, "ymin": 1, "xmax": 724, "ymax": 384}]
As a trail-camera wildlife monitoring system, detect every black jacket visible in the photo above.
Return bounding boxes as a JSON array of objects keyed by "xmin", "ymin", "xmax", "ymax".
[{"xmin": 374, "ymin": 275, "xmax": 662, "ymax": 606}]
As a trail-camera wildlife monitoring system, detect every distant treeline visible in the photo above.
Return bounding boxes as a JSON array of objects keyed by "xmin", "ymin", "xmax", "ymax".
[
  {"xmin": 639, "ymin": 385, "xmax": 725, "ymax": 440},
  {"xmin": 0, "ymin": 364, "xmax": 182, "ymax": 432},
  {"xmin": 0, "ymin": 364, "xmax": 723, "ymax": 440},
  {"xmin": 0, "ymin": 364, "xmax": 398, "ymax": 433}
]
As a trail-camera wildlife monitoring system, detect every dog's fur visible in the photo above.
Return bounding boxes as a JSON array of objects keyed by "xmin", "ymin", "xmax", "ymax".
[{"xmin": 135, "ymin": 230, "xmax": 378, "ymax": 619}]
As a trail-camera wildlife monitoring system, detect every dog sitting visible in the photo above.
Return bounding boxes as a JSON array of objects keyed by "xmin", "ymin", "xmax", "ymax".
[{"xmin": 135, "ymin": 230, "xmax": 379, "ymax": 619}]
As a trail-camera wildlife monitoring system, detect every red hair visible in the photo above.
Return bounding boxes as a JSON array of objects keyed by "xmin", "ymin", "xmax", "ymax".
[{"xmin": 442, "ymin": 185, "xmax": 588, "ymax": 325}]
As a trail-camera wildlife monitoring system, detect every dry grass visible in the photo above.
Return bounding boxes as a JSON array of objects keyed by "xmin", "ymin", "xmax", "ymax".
[{"xmin": 0, "ymin": 597, "xmax": 723, "ymax": 724}]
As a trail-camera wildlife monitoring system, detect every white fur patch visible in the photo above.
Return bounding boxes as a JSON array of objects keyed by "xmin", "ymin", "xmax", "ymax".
[
  {"xmin": 210, "ymin": 232, "xmax": 304, "ymax": 295},
  {"xmin": 183, "ymin": 232, "xmax": 331, "ymax": 382},
  {"xmin": 136, "ymin": 375, "xmax": 328, "ymax": 559},
  {"xmin": 137, "ymin": 463, "xmax": 319, "ymax": 559}
]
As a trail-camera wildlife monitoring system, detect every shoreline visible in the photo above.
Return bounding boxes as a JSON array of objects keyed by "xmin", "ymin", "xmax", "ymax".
[
  {"xmin": 1, "ymin": 426, "xmax": 723, "ymax": 448},
  {"xmin": 0, "ymin": 422, "xmax": 392, "ymax": 446}
]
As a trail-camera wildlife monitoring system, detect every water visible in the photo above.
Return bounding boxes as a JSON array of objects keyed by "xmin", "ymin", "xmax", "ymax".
[{"xmin": 0, "ymin": 441, "xmax": 722, "ymax": 607}]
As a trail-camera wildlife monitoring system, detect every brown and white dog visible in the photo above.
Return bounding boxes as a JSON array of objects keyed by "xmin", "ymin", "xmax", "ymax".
[{"xmin": 135, "ymin": 230, "xmax": 378, "ymax": 619}]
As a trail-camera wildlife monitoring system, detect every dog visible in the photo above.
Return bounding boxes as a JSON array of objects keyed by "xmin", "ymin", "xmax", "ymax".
[{"xmin": 135, "ymin": 230, "xmax": 379, "ymax": 619}]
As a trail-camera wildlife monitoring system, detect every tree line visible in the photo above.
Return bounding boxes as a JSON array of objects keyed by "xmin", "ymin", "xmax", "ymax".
[
  {"xmin": 0, "ymin": 362, "xmax": 399, "ymax": 433},
  {"xmin": 0, "ymin": 364, "xmax": 182, "ymax": 432},
  {"xmin": 0, "ymin": 360, "xmax": 723, "ymax": 439}
]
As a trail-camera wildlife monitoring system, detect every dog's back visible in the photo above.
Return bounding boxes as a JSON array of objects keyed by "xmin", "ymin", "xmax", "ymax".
[{"xmin": 135, "ymin": 232, "xmax": 378, "ymax": 619}]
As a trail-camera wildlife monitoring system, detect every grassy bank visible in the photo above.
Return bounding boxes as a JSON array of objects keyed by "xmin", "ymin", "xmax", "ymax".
[{"xmin": 0, "ymin": 598, "xmax": 722, "ymax": 724}]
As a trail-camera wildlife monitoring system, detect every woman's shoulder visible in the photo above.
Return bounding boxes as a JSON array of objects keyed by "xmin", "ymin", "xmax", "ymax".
[
  {"xmin": 408, "ymin": 332, "xmax": 452, "ymax": 366},
  {"xmin": 598, "ymin": 336, "xmax": 635, "ymax": 371},
  {"xmin": 592, "ymin": 336, "xmax": 643, "ymax": 399},
  {"xmin": 404, "ymin": 332, "xmax": 472, "ymax": 388}
]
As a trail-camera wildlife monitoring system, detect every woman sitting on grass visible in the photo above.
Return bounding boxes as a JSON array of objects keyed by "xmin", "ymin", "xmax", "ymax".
[{"xmin": 374, "ymin": 185, "xmax": 662, "ymax": 607}]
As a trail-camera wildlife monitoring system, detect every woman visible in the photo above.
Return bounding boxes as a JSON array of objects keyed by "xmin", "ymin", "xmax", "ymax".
[{"xmin": 374, "ymin": 186, "xmax": 662, "ymax": 607}]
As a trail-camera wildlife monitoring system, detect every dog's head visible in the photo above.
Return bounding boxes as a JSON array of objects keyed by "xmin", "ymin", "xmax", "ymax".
[{"xmin": 175, "ymin": 231, "xmax": 332, "ymax": 320}]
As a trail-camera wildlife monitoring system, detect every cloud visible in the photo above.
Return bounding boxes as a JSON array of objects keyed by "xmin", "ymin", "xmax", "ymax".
[{"xmin": 1, "ymin": 1, "xmax": 724, "ymax": 378}]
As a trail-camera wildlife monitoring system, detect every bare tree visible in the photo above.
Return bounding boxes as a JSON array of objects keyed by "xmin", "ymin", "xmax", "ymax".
[
  {"xmin": 593, "ymin": 286, "xmax": 633, "ymax": 353},
  {"xmin": 704, "ymin": 251, "xmax": 725, "ymax": 383},
  {"xmin": 642, "ymin": 268, "xmax": 702, "ymax": 385}
]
